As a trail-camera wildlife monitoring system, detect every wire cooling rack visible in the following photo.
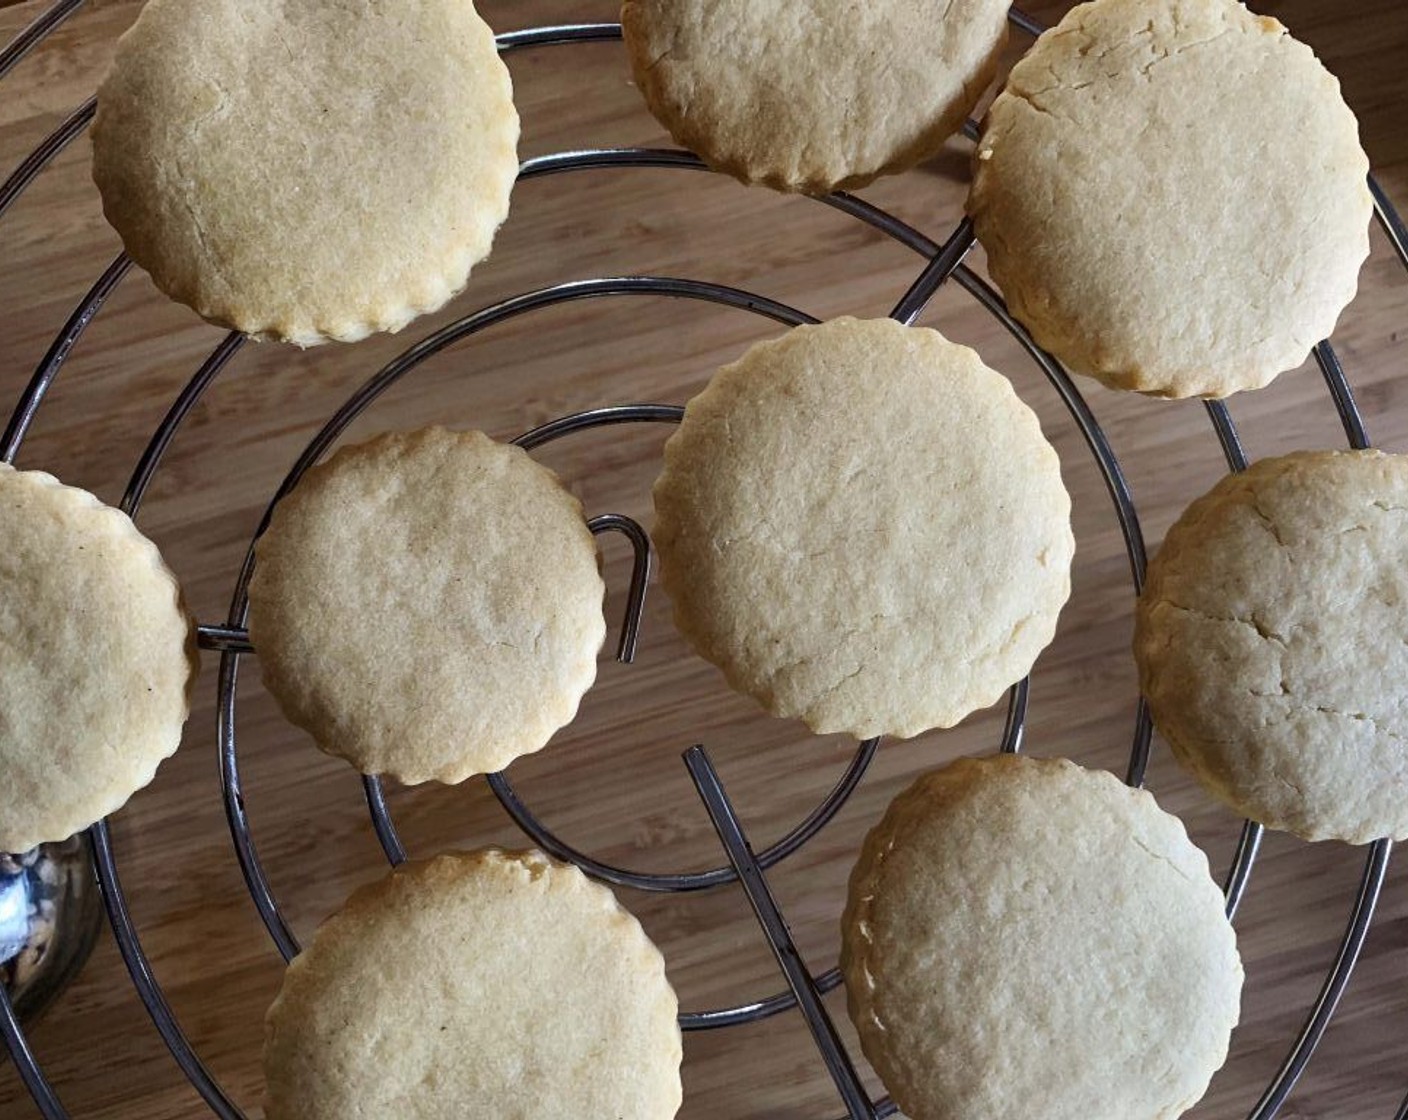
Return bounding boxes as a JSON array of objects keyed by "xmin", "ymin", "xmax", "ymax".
[{"xmin": 2, "ymin": 3, "xmax": 1407, "ymax": 1118}]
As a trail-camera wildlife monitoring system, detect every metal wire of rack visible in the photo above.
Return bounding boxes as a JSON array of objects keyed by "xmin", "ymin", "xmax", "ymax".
[{"xmin": 1, "ymin": 4, "xmax": 1407, "ymax": 1119}]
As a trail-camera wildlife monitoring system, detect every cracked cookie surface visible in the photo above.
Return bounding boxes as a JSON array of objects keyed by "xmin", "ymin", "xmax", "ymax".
[
  {"xmin": 263, "ymin": 849, "xmax": 682, "ymax": 1119},
  {"xmin": 968, "ymin": 0, "xmax": 1370, "ymax": 398},
  {"xmin": 650, "ymin": 317, "xmax": 1073, "ymax": 740},
  {"xmin": 840, "ymin": 754, "xmax": 1242, "ymax": 1120},
  {"xmin": 622, "ymin": 0, "xmax": 1008, "ymax": 193},
  {"xmin": 248, "ymin": 428, "xmax": 606, "ymax": 784},
  {"xmin": 91, "ymin": 0, "xmax": 519, "ymax": 345},
  {"xmin": 1135, "ymin": 450, "xmax": 1408, "ymax": 842}
]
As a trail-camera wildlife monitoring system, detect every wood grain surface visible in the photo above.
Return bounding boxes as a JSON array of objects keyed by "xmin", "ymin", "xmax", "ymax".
[{"xmin": 2, "ymin": 1, "xmax": 1407, "ymax": 1117}]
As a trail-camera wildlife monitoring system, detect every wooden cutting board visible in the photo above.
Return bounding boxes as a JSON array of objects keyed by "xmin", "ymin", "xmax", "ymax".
[{"xmin": 2, "ymin": 1, "xmax": 1406, "ymax": 1116}]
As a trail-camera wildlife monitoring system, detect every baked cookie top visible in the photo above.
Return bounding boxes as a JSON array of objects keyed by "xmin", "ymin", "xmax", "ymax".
[
  {"xmin": 92, "ymin": 0, "xmax": 519, "ymax": 346},
  {"xmin": 248, "ymin": 428, "xmax": 605, "ymax": 784},
  {"xmin": 263, "ymin": 849, "xmax": 682, "ymax": 1120},
  {"xmin": 968, "ymin": 0, "xmax": 1370, "ymax": 398},
  {"xmin": 651, "ymin": 317, "xmax": 1073, "ymax": 740},
  {"xmin": 841, "ymin": 754, "xmax": 1242, "ymax": 1120},
  {"xmin": 1136, "ymin": 450, "xmax": 1408, "ymax": 843},
  {"xmin": 622, "ymin": 0, "xmax": 1008, "ymax": 193},
  {"xmin": 0, "ymin": 465, "xmax": 197, "ymax": 853}
]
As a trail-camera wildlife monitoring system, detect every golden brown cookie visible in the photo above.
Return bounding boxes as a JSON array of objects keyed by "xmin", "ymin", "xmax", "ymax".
[
  {"xmin": 92, "ymin": 0, "xmax": 519, "ymax": 345},
  {"xmin": 263, "ymin": 849, "xmax": 682, "ymax": 1120},
  {"xmin": 248, "ymin": 428, "xmax": 605, "ymax": 784},
  {"xmin": 651, "ymin": 317, "xmax": 1073, "ymax": 740},
  {"xmin": 969, "ymin": 0, "xmax": 1371, "ymax": 398},
  {"xmin": 622, "ymin": 0, "xmax": 1008, "ymax": 193},
  {"xmin": 841, "ymin": 754, "xmax": 1242, "ymax": 1120},
  {"xmin": 0, "ymin": 465, "xmax": 197, "ymax": 853},
  {"xmin": 1135, "ymin": 450, "xmax": 1408, "ymax": 843}
]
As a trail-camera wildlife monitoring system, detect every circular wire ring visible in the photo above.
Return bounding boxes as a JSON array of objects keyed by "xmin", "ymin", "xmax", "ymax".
[{"xmin": 3, "ymin": 6, "xmax": 1402, "ymax": 1116}]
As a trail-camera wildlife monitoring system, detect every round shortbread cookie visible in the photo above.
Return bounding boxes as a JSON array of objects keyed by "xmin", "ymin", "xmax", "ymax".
[
  {"xmin": 1135, "ymin": 450, "xmax": 1408, "ymax": 843},
  {"xmin": 92, "ymin": 0, "xmax": 519, "ymax": 346},
  {"xmin": 0, "ymin": 465, "xmax": 197, "ymax": 853},
  {"xmin": 651, "ymin": 317, "xmax": 1073, "ymax": 740},
  {"xmin": 622, "ymin": 0, "xmax": 1009, "ymax": 193},
  {"xmin": 263, "ymin": 849, "xmax": 682, "ymax": 1119},
  {"xmin": 841, "ymin": 754, "xmax": 1242, "ymax": 1120},
  {"xmin": 968, "ymin": 0, "xmax": 1371, "ymax": 398},
  {"xmin": 248, "ymin": 428, "xmax": 606, "ymax": 784}
]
